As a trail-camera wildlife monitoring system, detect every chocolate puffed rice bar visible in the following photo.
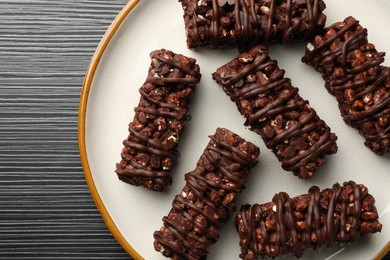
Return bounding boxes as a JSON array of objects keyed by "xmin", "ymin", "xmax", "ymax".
[
  {"xmin": 115, "ymin": 49, "xmax": 201, "ymax": 191},
  {"xmin": 236, "ymin": 181, "xmax": 382, "ymax": 259},
  {"xmin": 302, "ymin": 16, "xmax": 390, "ymax": 155},
  {"xmin": 213, "ymin": 45, "xmax": 337, "ymax": 178},
  {"xmin": 179, "ymin": 0, "xmax": 327, "ymax": 51},
  {"xmin": 154, "ymin": 127, "xmax": 260, "ymax": 259}
]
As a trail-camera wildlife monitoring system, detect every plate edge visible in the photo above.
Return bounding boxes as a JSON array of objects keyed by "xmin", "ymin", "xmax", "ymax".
[
  {"xmin": 78, "ymin": 0, "xmax": 143, "ymax": 259},
  {"xmin": 374, "ymin": 240, "xmax": 390, "ymax": 260},
  {"xmin": 76, "ymin": 0, "xmax": 390, "ymax": 259}
]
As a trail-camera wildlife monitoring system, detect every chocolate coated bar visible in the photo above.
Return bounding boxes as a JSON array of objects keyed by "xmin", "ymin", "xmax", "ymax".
[
  {"xmin": 236, "ymin": 181, "xmax": 382, "ymax": 259},
  {"xmin": 302, "ymin": 16, "xmax": 390, "ymax": 155},
  {"xmin": 154, "ymin": 127, "xmax": 260, "ymax": 259},
  {"xmin": 115, "ymin": 49, "xmax": 201, "ymax": 191},
  {"xmin": 213, "ymin": 45, "xmax": 337, "ymax": 178},
  {"xmin": 179, "ymin": 0, "xmax": 327, "ymax": 50}
]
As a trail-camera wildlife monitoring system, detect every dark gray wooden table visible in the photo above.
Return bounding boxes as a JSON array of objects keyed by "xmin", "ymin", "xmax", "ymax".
[
  {"xmin": 0, "ymin": 1, "xmax": 388, "ymax": 259},
  {"xmin": 0, "ymin": 1, "xmax": 130, "ymax": 259}
]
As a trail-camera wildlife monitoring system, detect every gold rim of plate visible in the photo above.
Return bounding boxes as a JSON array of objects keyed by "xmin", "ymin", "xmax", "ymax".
[{"xmin": 77, "ymin": 0, "xmax": 389, "ymax": 259}]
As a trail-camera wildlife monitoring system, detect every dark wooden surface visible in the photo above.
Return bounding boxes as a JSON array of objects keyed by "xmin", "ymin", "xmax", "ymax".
[
  {"xmin": 0, "ymin": 1, "xmax": 130, "ymax": 259},
  {"xmin": 0, "ymin": 1, "xmax": 388, "ymax": 259}
]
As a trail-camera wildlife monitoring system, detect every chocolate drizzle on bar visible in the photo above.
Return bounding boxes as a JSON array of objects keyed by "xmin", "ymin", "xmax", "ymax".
[
  {"xmin": 236, "ymin": 181, "xmax": 383, "ymax": 259},
  {"xmin": 154, "ymin": 128, "xmax": 260, "ymax": 259},
  {"xmin": 302, "ymin": 16, "xmax": 390, "ymax": 155},
  {"xmin": 213, "ymin": 45, "xmax": 337, "ymax": 178},
  {"xmin": 179, "ymin": 0, "xmax": 327, "ymax": 50},
  {"xmin": 115, "ymin": 49, "xmax": 201, "ymax": 191}
]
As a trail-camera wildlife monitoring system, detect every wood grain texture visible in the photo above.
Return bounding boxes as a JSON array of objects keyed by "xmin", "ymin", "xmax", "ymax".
[
  {"xmin": 0, "ymin": 1, "xmax": 389, "ymax": 259},
  {"xmin": 0, "ymin": 0, "xmax": 130, "ymax": 259}
]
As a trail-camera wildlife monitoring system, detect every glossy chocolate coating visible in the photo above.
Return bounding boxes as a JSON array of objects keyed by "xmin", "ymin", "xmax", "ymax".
[
  {"xmin": 179, "ymin": 0, "xmax": 326, "ymax": 50},
  {"xmin": 302, "ymin": 16, "xmax": 390, "ymax": 155},
  {"xmin": 236, "ymin": 181, "xmax": 382, "ymax": 259},
  {"xmin": 154, "ymin": 127, "xmax": 260, "ymax": 259},
  {"xmin": 213, "ymin": 45, "xmax": 337, "ymax": 178},
  {"xmin": 115, "ymin": 49, "xmax": 201, "ymax": 191}
]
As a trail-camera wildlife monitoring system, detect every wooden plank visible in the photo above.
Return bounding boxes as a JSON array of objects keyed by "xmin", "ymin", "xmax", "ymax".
[{"xmin": 0, "ymin": 1, "xmax": 130, "ymax": 259}]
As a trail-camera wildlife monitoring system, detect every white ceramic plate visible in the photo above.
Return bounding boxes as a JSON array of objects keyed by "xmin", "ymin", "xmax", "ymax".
[{"xmin": 79, "ymin": 0, "xmax": 390, "ymax": 259}]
